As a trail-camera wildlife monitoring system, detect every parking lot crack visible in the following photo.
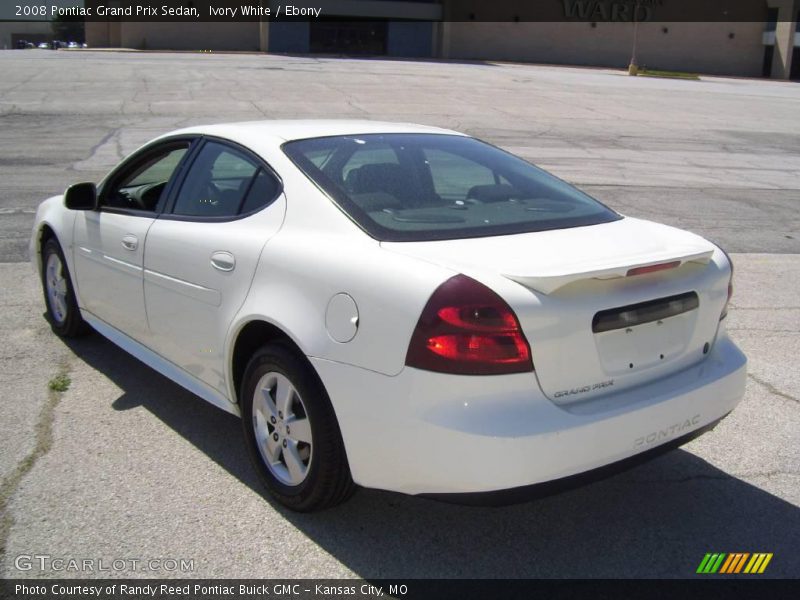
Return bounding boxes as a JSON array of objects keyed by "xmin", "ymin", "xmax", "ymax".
[
  {"xmin": 249, "ymin": 101, "xmax": 266, "ymax": 116},
  {"xmin": 79, "ymin": 126, "xmax": 122, "ymax": 168},
  {"xmin": 0, "ymin": 362, "xmax": 71, "ymax": 561},
  {"xmin": 748, "ymin": 373, "xmax": 799, "ymax": 404}
]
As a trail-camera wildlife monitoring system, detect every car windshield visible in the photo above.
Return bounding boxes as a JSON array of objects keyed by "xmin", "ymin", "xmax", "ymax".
[{"xmin": 283, "ymin": 133, "xmax": 620, "ymax": 242}]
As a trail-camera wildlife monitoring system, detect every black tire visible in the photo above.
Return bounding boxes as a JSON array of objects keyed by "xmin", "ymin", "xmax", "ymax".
[
  {"xmin": 241, "ymin": 343, "xmax": 355, "ymax": 511},
  {"xmin": 40, "ymin": 237, "xmax": 90, "ymax": 338}
]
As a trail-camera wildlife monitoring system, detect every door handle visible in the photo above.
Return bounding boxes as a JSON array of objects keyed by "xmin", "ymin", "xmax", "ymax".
[
  {"xmin": 210, "ymin": 251, "xmax": 235, "ymax": 272},
  {"xmin": 121, "ymin": 234, "xmax": 138, "ymax": 251}
]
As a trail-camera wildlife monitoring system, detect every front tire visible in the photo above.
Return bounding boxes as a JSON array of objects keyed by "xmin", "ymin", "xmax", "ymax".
[
  {"xmin": 241, "ymin": 344, "xmax": 355, "ymax": 511},
  {"xmin": 41, "ymin": 238, "xmax": 89, "ymax": 338}
]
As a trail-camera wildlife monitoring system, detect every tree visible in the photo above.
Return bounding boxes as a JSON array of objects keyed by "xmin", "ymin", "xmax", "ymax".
[{"xmin": 52, "ymin": 14, "xmax": 85, "ymax": 42}]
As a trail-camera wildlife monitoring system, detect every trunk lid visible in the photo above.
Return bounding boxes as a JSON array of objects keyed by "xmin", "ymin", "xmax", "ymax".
[{"xmin": 383, "ymin": 217, "xmax": 730, "ymax": 404}]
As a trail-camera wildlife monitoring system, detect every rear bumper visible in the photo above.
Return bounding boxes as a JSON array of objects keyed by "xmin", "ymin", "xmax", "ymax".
[
  {"xmin": 421, "ymin": 414, "xmax": 727, "ymax": 506},
  {"xmin": 311, "ymin": 333, "xmax": 747, "ymax": 496}
]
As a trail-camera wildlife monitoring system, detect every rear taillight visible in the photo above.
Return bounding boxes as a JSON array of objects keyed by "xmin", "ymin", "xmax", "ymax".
[
  {"xmin": 720, "ymin": 280, "xmax": 733, "ymax": 320},
  {"xmin": 720, "ymin": 249, "xmax": 734, "ymax": 320},
  {"xmin": 405, "ymin": 275, "xmax": 533, "ymax": 375}
]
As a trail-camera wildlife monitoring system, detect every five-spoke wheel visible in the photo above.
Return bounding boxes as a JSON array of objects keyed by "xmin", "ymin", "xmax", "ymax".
[
  {"xmin": 241, "ymin": 344, "xmax": 354, "ymax": 511},
  {"xmin": 253, "ymin": 372, "xmax": 314, "ymax": 486},
  {"xmin": 45, "ymin": 251, "xmax": 69, "ymax": 325},
  {"xmin": 40, "ymin": 237, "xmax": 88, "ymax": 337}
]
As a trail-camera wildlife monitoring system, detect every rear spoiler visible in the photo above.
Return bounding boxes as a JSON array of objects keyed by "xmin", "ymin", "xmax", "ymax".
[{"xmin": 503, "ymin": 249, "xmax": 714, "ymax": 295}]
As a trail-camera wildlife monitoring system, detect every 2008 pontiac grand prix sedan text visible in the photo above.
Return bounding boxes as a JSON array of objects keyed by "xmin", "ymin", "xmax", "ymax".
[{"xmin": 31, "ymin": 121, "xmax": 747, "ymax": 511}]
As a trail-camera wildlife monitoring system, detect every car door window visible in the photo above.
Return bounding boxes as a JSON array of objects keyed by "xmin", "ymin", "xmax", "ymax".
[
  {"xmin": 103, "ymin": 145, "xmax": 189, "ymax": 212},
  {"xmin": 172, "ymin": 142, "xmax": 279, "ymax": 218}
]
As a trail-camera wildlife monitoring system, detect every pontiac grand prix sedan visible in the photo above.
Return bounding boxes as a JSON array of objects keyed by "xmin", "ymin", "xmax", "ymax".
[{"xmin": 31, "ymin": 121, "xmax": 746, "ymax": 511}]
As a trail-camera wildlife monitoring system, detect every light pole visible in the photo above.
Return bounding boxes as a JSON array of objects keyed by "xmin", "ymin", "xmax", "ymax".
[{"xmin": 628, "ymin": 0, "xmax": 641, "ymax": 75}]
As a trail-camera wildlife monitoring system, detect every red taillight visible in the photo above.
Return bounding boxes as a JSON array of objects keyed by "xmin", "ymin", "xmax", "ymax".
[
  {"xmin": 406, "ymin": 275, "xmax": 533, "ymax": 375},
  {"xmin": 720, "ymin": 279, "xmax": 733, "ymax": 320},
  {"xmin": 720, "ymin": 251, "xmax": 734, "ymax": 320}
]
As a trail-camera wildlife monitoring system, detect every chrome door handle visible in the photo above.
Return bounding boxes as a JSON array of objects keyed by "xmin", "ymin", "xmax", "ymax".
[
  {"xmin": 210, "ymin": 251, "xmax": 235, "ymax": 272},
  {"xmin": 121, "ymin": 234, "xmax": 138, "ymax": 251}
]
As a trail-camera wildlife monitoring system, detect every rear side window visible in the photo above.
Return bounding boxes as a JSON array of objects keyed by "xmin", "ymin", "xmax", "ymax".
[
  {"xmin": 172, "ymin": 141, "xmax": 280, "ymax": 218},
  {"xmin": 283, "ymin": 134, "xmax": 620, "ymax": 242},
  {"xmin": 240, "ymin": 169, "xmax": 281, "ymax": 214}
]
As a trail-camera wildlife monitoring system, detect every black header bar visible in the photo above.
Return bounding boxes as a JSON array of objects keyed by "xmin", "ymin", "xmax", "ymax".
[
  {"xmin": 2, "ymin": 1, "xmax": 787, "ymax": 23},
  {"xmin": 2, "ymin": 578, "xmax": 797, "ymax": 600}
]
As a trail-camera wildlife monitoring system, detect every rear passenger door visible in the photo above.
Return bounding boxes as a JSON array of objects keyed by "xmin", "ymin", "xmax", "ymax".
[{"xmin": 143, "ymin": 139, "xmax": 285, "ymax": 395}]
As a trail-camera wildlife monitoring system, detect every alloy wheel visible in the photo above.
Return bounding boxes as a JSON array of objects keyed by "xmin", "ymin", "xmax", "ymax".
[{"xmin": 252, "ymin": 371, "xmax": 313, "ymax": 486}]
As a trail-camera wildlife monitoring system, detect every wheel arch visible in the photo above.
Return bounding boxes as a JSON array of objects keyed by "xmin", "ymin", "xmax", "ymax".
[
  {"xmin": 36, "ymin": 221, "xmax": 81, "ymax": 305},
  {"xmin": 35, "ymin": 222, "xmax": 58, "ymax": 272},
  {"xmin": 229, "ymin": 319, "xmax": 312, "ymax": 405},
  {"xmin": 31, "ymin": 195, "xmax": 77, "ymax": 279}
]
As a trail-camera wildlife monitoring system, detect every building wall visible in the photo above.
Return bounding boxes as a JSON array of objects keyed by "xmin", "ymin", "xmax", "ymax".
[
  {"xmin": 123, "ymin": 22, "xmax": 260, "ymax": 51},
  {"xmin": 85, "ymin": 22, "xmax": 118, "ymax": 47},
  {"xmin": 268, "ymin": 20, "xmax": 433, "ymax": 57},
  {"xmin": 445, "ymin": 22, "xmax": 766, "ymax": 77},
  {"xmin": 87, "ymin": 22, "xmax": 260, "ymax": 51},
  {"xmin": 387, "ymin": 21, "xmax": 433, "ymax": 57},
  {"xmin": 269, "ymin": 22, "xmax": 311, "ymax": 53},
  {"xmin": 84, "ymin": 18, "xmax": 771, "ymax": 78},
  {"xmin": 0, "ymin": 21, "xmax": 55, "ymax": 49}
]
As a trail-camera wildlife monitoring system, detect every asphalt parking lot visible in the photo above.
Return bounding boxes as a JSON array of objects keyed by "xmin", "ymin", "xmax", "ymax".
[{"xmin": 0, "ymin": 50, "xmax": 798, "ymax": 579}]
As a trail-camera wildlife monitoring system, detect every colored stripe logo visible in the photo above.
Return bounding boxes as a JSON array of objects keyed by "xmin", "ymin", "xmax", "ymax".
[{"xmin": 696, "ymin": 553, "xmax": 773, "ymax": 574}]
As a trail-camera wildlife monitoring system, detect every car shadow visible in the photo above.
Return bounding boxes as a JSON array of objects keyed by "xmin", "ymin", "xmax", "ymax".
[{"xmin": 62, "ymin": 333, "xmax": 800, "ymax": 578}]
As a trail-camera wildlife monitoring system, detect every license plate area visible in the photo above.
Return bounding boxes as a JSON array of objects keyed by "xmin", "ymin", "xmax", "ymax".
[
  {"xmin": 592, "ymin": 291, "xmax": 698, "ymax": 333},
  {"xmin": 593, "ymin": 292, "xmax": 699, "ymax": 375}
]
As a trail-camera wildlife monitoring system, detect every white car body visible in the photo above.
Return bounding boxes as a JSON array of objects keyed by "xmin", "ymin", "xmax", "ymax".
[{"xmin": 31, "ymin": 120, "xmax": 746, "ymax": 502}]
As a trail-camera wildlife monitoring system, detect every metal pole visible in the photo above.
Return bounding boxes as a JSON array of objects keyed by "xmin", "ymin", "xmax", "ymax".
[{"xmin": 628, "ymin": 0, "xmax": 640, "ymax": 75}]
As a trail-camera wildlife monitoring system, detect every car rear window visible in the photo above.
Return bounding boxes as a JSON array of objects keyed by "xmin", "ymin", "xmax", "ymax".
[{"xmin": 282, "ymin": 133, "xmax": 620, "ymax": 242}]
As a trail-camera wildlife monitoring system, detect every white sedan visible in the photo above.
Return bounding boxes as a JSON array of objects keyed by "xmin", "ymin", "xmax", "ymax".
[{"xmin": 31, "ymin": 121, "xmax": 747, "ymax": 511}]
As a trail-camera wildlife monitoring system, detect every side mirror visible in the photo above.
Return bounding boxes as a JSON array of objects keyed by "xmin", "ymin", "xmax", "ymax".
[{"xmin": 64, "ymin": 182, "xmax": 97, "ymax": 211}]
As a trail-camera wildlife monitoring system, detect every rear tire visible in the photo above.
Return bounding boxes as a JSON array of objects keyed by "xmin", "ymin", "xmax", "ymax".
[
  {"xmin": 241, "ymin": 343, "xmax": 355, "ymax": 511},
  {"xmin": 41, "ymin": 238, "xmax": 89, "ymax": 338}
]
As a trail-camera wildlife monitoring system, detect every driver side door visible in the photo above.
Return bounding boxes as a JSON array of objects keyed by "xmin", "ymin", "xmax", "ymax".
[{"xmin": 73, "ymin": 138, "xmax": 196, "ymax": 341}]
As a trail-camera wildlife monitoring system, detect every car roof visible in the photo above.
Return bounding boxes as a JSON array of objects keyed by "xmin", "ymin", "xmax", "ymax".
[{"xmin": 164, "ymin": 120, "xmax": 465, "ymax": 145}]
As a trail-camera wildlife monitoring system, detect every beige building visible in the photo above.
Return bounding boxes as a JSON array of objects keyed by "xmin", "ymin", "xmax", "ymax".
[
  {"xmin": 85, "ymin": 0, "xmax": 799, "ymax": 79},
  {"xmin": 443, "ymin": 21, "xmax": 768, "ymax": 77},
  {"xmin": 0, "ymin": 21, "xmax": 57, "ymax": 49}
]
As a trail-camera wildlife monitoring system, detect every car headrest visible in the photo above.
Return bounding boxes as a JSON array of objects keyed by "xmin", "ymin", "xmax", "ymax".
[
  {"xmin": 346, "ymin": 163, "xmax": 408, "ymax": 196},
  {"xmin": 467, "ymin": 183, "xmax": 516, "ymax": 203}
]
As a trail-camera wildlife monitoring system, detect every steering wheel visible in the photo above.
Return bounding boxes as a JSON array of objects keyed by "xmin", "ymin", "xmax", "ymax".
[
  {"xmin": 113, "ymin": 189, "xmax": 145, "ymax": 211},
  {"xmin": 137, "ymin": 181, "xmax": 167, "ymax": 210}
]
